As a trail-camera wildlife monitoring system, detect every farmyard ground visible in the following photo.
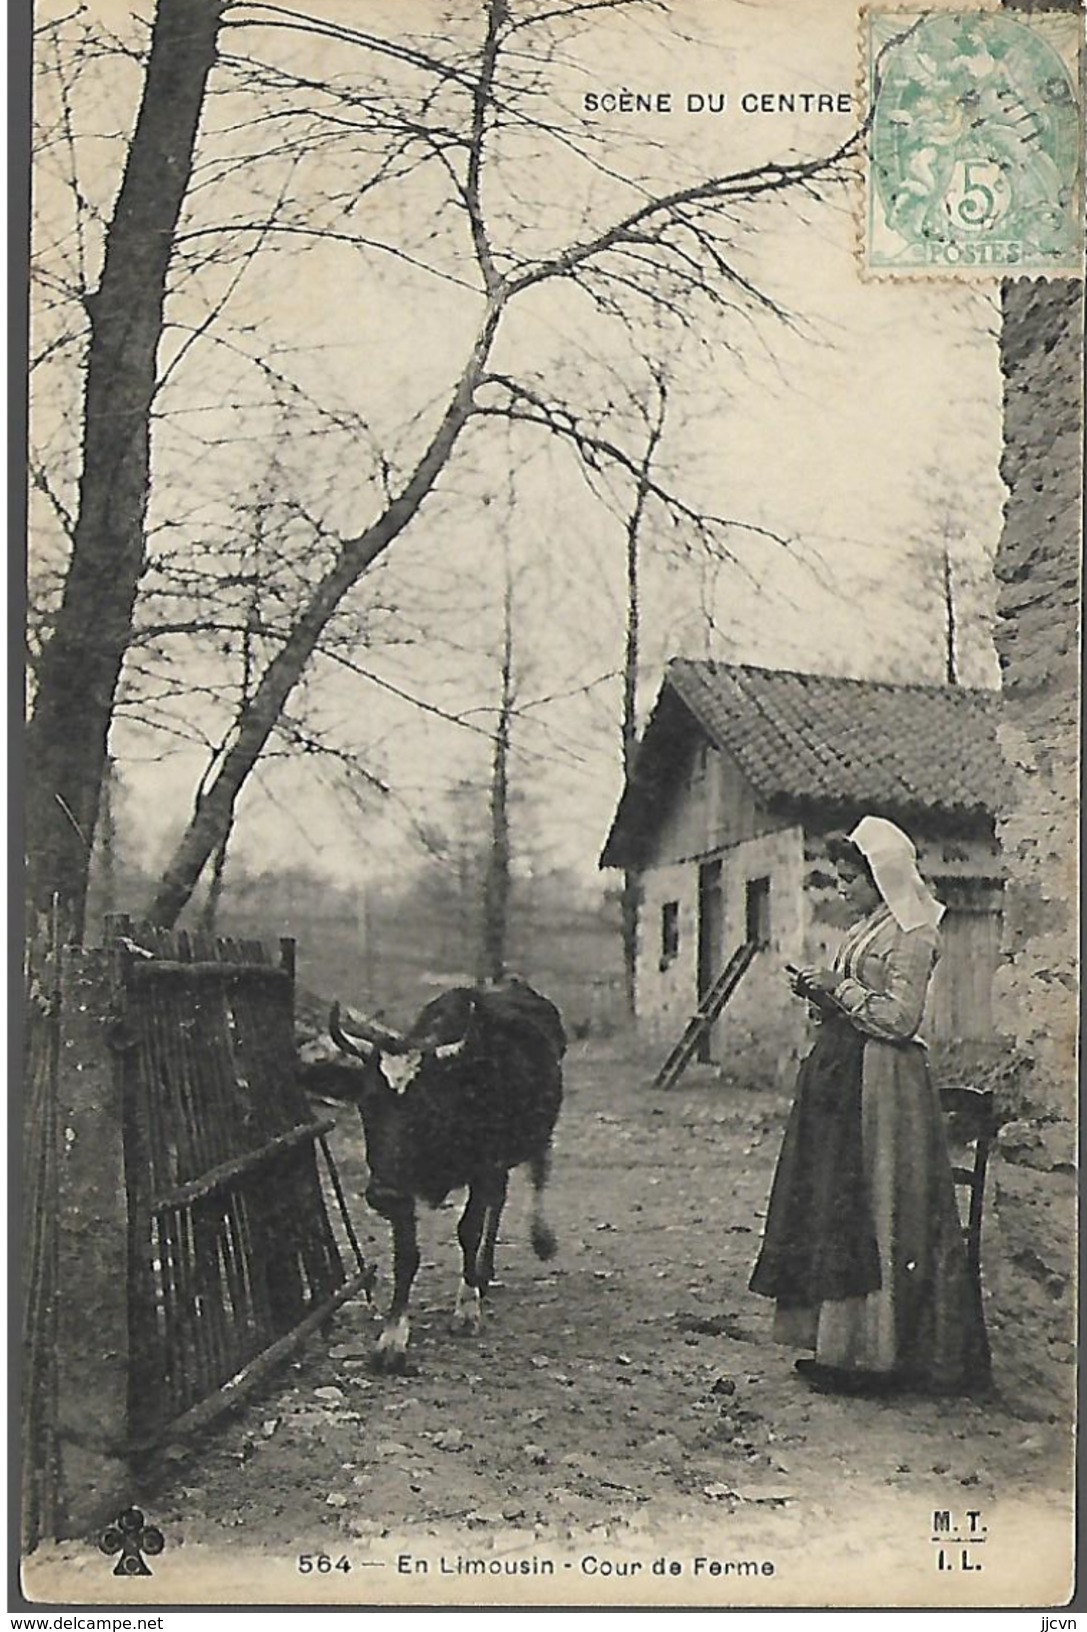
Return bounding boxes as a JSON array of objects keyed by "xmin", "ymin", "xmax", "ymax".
[{"xmin": 24, "ymin": 1037, "xmax": 1074, "ymax": 1609}]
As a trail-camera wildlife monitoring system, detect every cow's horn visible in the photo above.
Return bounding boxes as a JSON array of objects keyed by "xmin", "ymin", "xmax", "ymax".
[
  {"xmin": 432, "ymin": 1036, "xmax": 468, "ymax": 1060},
  {"xmin": 414, "ymin": 993, "xmax": 475, "ymax": 1059},
  {"xmin": 329, "ymin": 1002, "xmax": 396, "ymax": 1059}
]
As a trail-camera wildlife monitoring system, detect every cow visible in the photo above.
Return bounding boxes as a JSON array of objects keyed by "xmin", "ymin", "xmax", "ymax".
[{"xmin": 305, "ymin": 978, "xmax": 565, "ymax": 1371}]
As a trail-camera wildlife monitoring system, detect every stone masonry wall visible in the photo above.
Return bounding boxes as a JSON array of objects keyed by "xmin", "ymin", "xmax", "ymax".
[
  {"xmin": 992, "ymin": 278, "xmax": 1081, "ymax": 1116},
  {"xmin": 989, "ymin": 274, "xmax": 1082, "ymax": 1418},
  {"xmin": 635, "ymin": 828, "xmax": 807, "ymax": 1086},
  {"xmin": 637, "ymin": 857, "xmax": 700, "ymax": 1050},
  {"xmin": 712, "ymin": 825, "xmax": 807, "ymax": 1086}
]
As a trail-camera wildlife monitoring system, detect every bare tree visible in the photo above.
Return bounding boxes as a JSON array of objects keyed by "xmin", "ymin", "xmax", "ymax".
[
  {"xmin": 904, "ymin": 468, "xmax": 998, "ymax": 688},
  {"xmin": 943, "ymin": 537, "xmax": 958, "ymax": 687},
  {"xmin": 614, "ymin": 369, "xmax": 669, "ymax": 1016},
  {"xmin": 27, "ymin": 0, "xmax": 859, "ymax": 937},
  {"xmin": 26, "ymin": 0, "xmax": 226, "ymax": 939},
  {"xmin": 481, "ymin": 563, "xmax": 516, "ymax": 983},
  {"xmin": 148, "ymin": 2, "xmax": 857, "ymax": 926}
]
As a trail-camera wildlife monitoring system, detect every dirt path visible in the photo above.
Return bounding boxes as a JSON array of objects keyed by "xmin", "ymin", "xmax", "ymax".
[{"xmin": 26, "ymin": 1039, "xmax": 1074, "ymax": 1609}]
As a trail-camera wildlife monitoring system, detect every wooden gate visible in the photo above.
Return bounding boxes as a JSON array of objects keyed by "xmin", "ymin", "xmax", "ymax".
[
  {"xmin": 20, "ymin": 917, "xmax": 372, "ymax": 1545},
  {"xmin": 113, "ymin": 919, "xmax": 372, "ymax": 1450}
]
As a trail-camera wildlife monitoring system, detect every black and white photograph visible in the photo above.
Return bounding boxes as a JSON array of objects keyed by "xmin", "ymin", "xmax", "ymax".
[{"xmin": 16, "ymin": 0, "xmax": 1083, "ymax": 1611}]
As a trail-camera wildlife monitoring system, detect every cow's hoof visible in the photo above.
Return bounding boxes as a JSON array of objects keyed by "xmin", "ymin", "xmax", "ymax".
[
  {"xmin": 531, "ymin": 1219, "xmax": 558, "ymax": 1260},
  {"xmin": 369, "ymin": 1343, "xmax": 418, "ymax": 1376},
  {"xmin": 451, "ymin": 1281, "xmax": 482, "ymax": 1333},
  {"xmin": 371, "ymin": 1313, "xmax": 411, "ymax": 1373},
  {"xmin": 370, "ymin": 1347, "xmax": 416, "ymax": 1376}
]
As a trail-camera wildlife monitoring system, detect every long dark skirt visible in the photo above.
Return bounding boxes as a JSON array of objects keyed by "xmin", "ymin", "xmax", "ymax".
[
  {"xmin": 751, "ymin": 1018, "xmax": 991, "ymax": 1394},
  {"xmin": 749, "ymin": 1016, "xmax": 882, "ymax": 1307}
]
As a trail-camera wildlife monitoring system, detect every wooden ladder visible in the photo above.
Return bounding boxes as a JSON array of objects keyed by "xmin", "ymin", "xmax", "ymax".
[{"xmin": 651, "ymin": 939, "xmax": 758, "ymax": 1091}]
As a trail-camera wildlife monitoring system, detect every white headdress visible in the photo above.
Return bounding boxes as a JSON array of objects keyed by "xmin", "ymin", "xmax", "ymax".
[{"xmin": 848, "ymin": 815, "xmax": 945, "ymax": 932}]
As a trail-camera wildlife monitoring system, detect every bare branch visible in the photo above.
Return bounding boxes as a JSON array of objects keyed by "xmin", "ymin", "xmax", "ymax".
[{"xmin": 474, "ymin": 374, "xmax": 795, "ymax": 557}]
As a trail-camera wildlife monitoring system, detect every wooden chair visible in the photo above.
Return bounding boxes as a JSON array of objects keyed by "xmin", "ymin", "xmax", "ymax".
[{"xmin": 939, "ymin": 1085, "xmax": 996, "ymax": 1292}]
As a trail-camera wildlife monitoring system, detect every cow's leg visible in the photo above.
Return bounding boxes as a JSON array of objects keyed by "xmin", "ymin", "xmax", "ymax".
[
  {"xmin": 452, "ymin": 1172, "xmax": 507, "ymax": 1332},
  {"xmin": 373, "ymin": 1200, "xmax": 420, "ymax": 1372},
  {"xmin": 476, "ymin": 1170, "xmax": 509, "ymax": 1295},
  {"xmin": 452, "ymin": 1184, "xmax": 489, "ymax": 1332}
]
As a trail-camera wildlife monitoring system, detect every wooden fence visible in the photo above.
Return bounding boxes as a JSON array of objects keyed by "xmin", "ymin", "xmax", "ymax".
[{"xmin": 21, "ymin": 918, "xmax": 372, "ymax": 1547}]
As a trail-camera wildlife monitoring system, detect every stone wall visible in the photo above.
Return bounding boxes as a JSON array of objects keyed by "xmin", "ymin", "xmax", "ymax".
[
  {"xmin": 637, "ymin": 856, "xmax": 701, "ymax": 1050},
  {"xmin": 992, "ymin": 277, "xmax": 1081, "ymax": 1117},
  {"xmin": 709, "ymin": 824, "xmax": 807, "ymax": 1084},
  {"xmin": 635, "ymin": 826, "xmax": 808, "ymax": 1085},
  {"xmin": 989, "ymin": 274, "xmax": 1082, "ymax": 1417}
]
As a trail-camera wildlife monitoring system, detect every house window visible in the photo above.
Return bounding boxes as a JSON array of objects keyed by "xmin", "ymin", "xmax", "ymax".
[
  {"xmin": 691, "ymin": 741, "xmax": 709, "ymax": 784},
  {"xmin": 660, "ymin": 900, "xmax": 680, "ymax": 964},
  {"xmin": 745, "ymin": 876, "xmax": 771, "ymax": 948}
]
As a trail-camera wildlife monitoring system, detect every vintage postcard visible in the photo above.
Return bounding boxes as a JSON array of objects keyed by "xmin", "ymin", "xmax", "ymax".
[{"xmin": 17, "ymin": 0, "xmax": 1083, "ymax": 1614}]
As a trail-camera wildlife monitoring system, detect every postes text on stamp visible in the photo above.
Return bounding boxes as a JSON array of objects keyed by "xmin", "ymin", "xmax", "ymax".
[{"xmin": 863, "ymin": 9, "xmax": 1083, "ymax": 277}]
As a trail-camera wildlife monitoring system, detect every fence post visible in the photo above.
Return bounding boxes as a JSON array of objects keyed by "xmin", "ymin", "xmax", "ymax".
[{"xmin": 53, "ymin": 944, "xmax": 131, "ymax": 1538}]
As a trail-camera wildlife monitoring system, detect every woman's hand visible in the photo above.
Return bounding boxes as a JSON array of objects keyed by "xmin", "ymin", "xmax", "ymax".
[{"xmin": 787, "ymin": 966, "xmax": 839, "ymax": 1007}]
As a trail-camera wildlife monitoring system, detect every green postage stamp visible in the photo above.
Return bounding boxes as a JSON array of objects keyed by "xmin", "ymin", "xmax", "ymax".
[{"xmin": 863, "ymin": 7, "xmax": 1083, "ymax": 276}]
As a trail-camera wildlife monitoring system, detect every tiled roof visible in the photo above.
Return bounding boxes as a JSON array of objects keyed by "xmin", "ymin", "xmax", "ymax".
[{"xmin": 600, "ymin": 660, "xmax": 1005, "ymax": 868}]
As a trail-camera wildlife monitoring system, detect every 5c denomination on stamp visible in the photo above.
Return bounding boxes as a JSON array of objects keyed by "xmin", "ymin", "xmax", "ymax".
[{"xmin": 862, "ymin": 8, "xmax": 1083, "ymax": 277}]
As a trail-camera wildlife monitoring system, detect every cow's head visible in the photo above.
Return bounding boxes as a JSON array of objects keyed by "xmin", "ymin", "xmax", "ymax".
[
  {"xmin": 327, "ymin": 997, "xmax": 474, "ymax": 1214},
  {"xmin": 329, "ymin": 999, "xmax": 471, "ymax": 1091}
]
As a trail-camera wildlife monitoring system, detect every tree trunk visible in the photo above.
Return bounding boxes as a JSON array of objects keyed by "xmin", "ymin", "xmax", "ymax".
[
  {"xmin": 198, "ymin": 822, "xmax": 233, "ymax": 937},
  {"xmin": 95, "ymin": 756, "xmax": 117, "ymax": 921},
  {"xmin": 620, "ymin": 500, "xmax": 641, "ymax": 1016},
  {"xmin": 147, "ymin": 305, "xmax": 503, "ymax": 928},
  {"xmin": 619, "ymin": 384, "xmax": 665, "ymax": 1017},
  {"xmin": 24, "ymin": 0, "xmax": 225, "ymax": 944},
  {"xmin": 943, "ymin": 541, "xmax": 958, "ymax": 686},
  {"xmin": 481, "ymin": 570, "xmax": 514, "ymax": 984}
]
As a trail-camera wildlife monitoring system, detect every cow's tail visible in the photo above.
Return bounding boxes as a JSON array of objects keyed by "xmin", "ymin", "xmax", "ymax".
[{"xmin": 528, "ymin": 1145, "xmax": 558, "ymax": 1260}]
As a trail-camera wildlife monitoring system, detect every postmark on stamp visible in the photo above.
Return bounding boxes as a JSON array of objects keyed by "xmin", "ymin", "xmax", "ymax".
[{"xmin": 862, "ymin": 8, "xmax": 1083, "ymax": 276}]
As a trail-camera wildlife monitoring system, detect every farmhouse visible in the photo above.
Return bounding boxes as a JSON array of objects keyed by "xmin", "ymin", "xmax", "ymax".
[{"xmin": 600, "ymin": 659, "xmax": 1007, "ymax": 1083}]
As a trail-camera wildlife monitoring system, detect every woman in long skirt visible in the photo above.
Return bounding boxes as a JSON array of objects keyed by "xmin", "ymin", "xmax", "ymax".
[{"xmin": 749, "ymin": 816, "xmax": 991, "ymax": 1396}]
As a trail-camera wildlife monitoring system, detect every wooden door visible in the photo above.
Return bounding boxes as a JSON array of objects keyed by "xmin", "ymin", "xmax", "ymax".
[{"xmin": 925, "ymin": 885, "xmax": 1003, "ymax": 1042}]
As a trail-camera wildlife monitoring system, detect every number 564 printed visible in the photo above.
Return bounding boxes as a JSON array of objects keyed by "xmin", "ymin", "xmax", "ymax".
[{"xmin": 298, "ymin": 1553, "xmax": 353, "ymax": 1576}]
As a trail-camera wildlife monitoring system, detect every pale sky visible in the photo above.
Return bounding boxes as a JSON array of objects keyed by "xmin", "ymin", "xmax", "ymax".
[{"xmin": 32, "ymin": 0, "xmax": 1006, "ymax": 898}]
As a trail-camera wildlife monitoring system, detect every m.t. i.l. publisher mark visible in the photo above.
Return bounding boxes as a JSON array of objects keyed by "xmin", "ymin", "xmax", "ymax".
[{"xmin": 932, "ymin": 1507, "xmax": 986, "ymax": 1572}]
